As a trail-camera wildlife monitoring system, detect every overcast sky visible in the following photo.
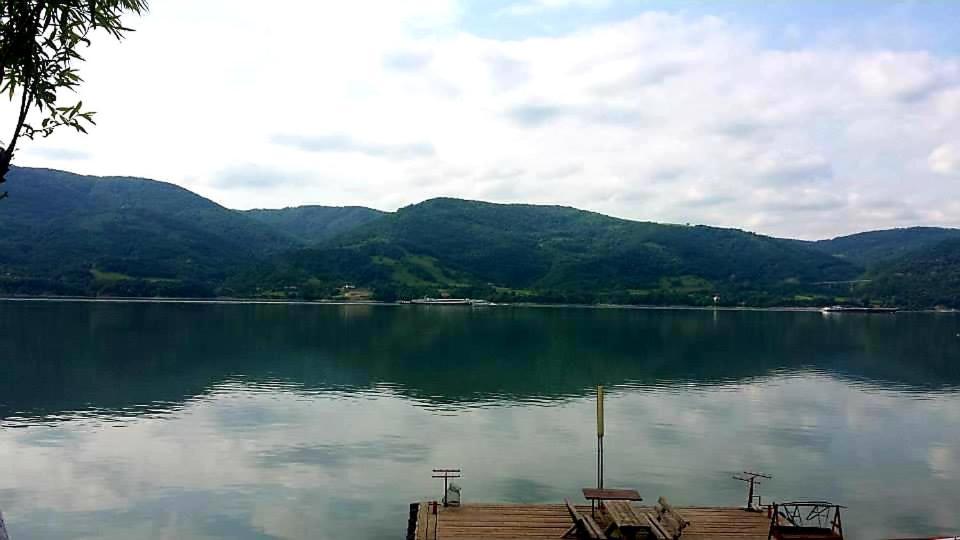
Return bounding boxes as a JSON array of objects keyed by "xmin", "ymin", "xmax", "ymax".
[{"xmin": 6, "ymin": 0, "xmax": 960, "ymax": 239}]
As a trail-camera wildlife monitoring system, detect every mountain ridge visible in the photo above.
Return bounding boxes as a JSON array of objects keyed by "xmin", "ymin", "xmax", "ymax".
[
  {"xmin": 244, "ymin": 205, "xmax": 387, "ymax": 244},
  {"xmin": 1, "ymin": 166, "xmax": 958, "ymax": 307}
]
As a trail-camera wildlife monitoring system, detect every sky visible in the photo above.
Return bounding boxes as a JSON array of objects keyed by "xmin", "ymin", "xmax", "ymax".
[{"xmin": 5, "ymin": 0, "xmax": 960, "ymax": 240}]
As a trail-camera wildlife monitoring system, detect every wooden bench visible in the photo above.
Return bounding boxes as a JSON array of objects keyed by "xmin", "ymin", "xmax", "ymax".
[
  {"xmin": 603, "ymin": 500, "xmax": 646, "ymax": 539},
  {"xmin": 645, "ymin": 497, "xmax": 691, "ymax": 540},
  {"xmin": 563, "ymin": 498, "xmax": 607, "ymax": 540}
]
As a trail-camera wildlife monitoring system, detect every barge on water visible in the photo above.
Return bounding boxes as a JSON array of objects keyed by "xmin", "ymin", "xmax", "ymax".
[
  {"xmin": 404, "ymin": 298, "xmax": 496, "ymax": 306},
  {"xmin": 820, "ymin": 305, "xmax": 898, "ymax": 314}
]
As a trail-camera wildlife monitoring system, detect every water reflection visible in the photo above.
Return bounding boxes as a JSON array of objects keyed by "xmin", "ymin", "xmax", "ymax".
[
  {"xmin": 0, "ymin": 302, "xmax": 958, "ymax": 539},
  {"xmin": 2, "ymin": 302, "xmax": 959, "ymax": 421}
]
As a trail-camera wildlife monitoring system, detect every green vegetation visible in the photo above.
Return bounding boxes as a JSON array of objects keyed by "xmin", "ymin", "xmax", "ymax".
[
  {"xmin": 273, "ymin": 197, "xmax": 861, "ymax": 305},
  {"xmin": 244, "ymin": 205, "xmax": 385, "ymax": 244},
  {"xmin": 0, "ymin": 167, "xmax": 295, "ymax": 296},
  {"xmin": 810, "ymin": 227, "xmax": 960, "ymax": 267},
  {"xmin": 857, "ymin": 238, "xmax": 960, "ymax": 309},
  {"xmin": 1, "ymin": 167, "xmax": 959, "ymax": 308}
]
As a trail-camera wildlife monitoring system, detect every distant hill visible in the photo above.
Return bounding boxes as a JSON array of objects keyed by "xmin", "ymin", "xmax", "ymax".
[
  {"xmin": 3, "ymin": 167, "xmax": 959, "ymax": 308},
  {"xmin": 811, "ymin": 227, "xmax": 960, "ymax": 267},
  {"xmin": 0, "ymin": 167, "xmax": 302, "ymax": 296},
  {"xmin": 245, "ymin": 205, "xmax": 385, "ymax": 244},
  {"xmin": 859, "ymin": 237, "xmax": 960, "ymax": 308},
  {"xmin": 245, "ymin": 197, "xmax": 861, "ymax": 305}
]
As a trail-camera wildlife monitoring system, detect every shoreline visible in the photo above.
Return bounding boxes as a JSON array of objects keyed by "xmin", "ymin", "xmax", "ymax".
[{"xmin": 0, "ymin": 295, "xmax": 952, "ymax": 313}]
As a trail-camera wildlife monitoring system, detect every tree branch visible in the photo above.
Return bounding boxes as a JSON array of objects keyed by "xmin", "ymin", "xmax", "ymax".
[
  {"xmin": 8, "ymin": 76, "xmax": 33, "ymax": 155},
  {"xmin": 0, "ymin": 78, "xmax": 32, "ymax": 183}
]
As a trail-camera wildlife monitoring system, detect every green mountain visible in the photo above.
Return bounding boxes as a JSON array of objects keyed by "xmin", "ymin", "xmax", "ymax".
[
  {"xmin": 2, "ymin": 167, "xmax": 959, "ymax": 308},
  {"xmin": 242, "ymin": 197, "xmax": 861, "ymax": 305},
  {"xmin": 811, "ymin": 227, "xmax": 960, "ymax": 267},
  {"xmin": 859, "ymin": 238, "xmax": 960, "ymax": 309},
  {"xmin": 0, "ymin": 167, "xmax": 299, "ymax": 296},
  {"xmin": 245, "ymin": 205, "xmax": 385, "ymax": 244}
]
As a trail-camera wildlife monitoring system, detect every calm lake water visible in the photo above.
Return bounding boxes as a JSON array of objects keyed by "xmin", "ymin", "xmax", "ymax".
[{"xmin": 1, "ymin": 301, "xmax": 959, "ymax": 540}]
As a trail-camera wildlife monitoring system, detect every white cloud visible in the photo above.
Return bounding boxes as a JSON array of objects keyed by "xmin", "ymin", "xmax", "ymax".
[
  {"xmin": 929, "ymin": 142, "xmax": 960, "ymax": 175},
  {"xmin": 23, "ymin": 147, "xmax": 91, "ymax": 161},
  {"xmin": 6, "ymin": 3, "xmax": 960, "ymax": 239},
  {"xmin": 501, "ymin": 0, "xmax": 611, "ymax": 16},
  {"xmin": 271, "ymin": 134, "xmax": 435, "ymax": 159},
  {"xmin": 854, "ymin": 52, "xmax": 955, "ymax": 102}
]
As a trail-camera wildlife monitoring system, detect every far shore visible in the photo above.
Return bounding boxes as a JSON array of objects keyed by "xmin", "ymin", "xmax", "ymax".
[{"xmin": 1, "ymin": 295, "xmax": 953, "ymax": 313}]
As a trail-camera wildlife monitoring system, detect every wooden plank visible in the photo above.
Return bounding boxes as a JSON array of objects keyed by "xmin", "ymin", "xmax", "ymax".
[
  {"xmin": 440, "ymin": 520, "xmax": 568, "ymax": 527},
  {"xmin": 606, "ymin": 500, "xmax": 645, "ymax": 527},
  {"xmin": 417, "ymin": 504, "xmax": 426, "ymax": 540},
  {"xmin": 563, "ymin": 498, "xmax": 605, "ymax": 539},
  {"xmin": 582, "ymin": 487, "xmax": 643, "ymax": 501},
  {"xmin": 646, "ymin": 513, "xmax": 670, "ymax": 540}
]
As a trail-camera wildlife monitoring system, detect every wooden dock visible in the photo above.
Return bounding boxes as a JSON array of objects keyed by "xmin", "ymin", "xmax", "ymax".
[{"xmin": 407, "ymin": 502, "xmax": 771, "ymax": 540}]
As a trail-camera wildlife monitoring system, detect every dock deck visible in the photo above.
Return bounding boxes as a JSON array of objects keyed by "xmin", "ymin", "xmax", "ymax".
[{"xmin": 408, "ymin": 502, "xmax": 771, "ymax": 540}]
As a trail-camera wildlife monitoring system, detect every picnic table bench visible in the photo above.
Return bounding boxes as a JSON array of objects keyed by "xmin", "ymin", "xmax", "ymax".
[
  {"xmin": 564, "ymin": 498, "xmax": 606, "ymax": 540},
  {"xmin": 645, "ymin": 497, "xmax": 691, "ymax": 540},
  {"xmin": 604, "ymin": 500, "xmax": 647, "ymax": 539}
]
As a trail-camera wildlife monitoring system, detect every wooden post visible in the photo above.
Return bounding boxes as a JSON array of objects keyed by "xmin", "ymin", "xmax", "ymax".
[
  {"xmin": 732, "ymin": 471, "xmax": 771, "ymax": 511},
  {"xmin": 597, "ymin": 385, "xmax": 604, "ymax": 490},
  {"xmin": 594, "ymin": 385, "xmax": 605, "ymax": 516},
  {"xmin": 432, "ymin": 469, "xmax": 461, "ymax": 508}
]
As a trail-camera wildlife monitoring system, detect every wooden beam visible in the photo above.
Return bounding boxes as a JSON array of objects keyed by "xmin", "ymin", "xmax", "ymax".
[{"xmin": 415, "ymin": 503, "xmax": 430, "ymax": 540}]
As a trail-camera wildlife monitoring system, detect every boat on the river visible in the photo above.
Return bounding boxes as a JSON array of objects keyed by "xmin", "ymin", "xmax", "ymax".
[
  {"xmin": 820, "ymin": 305, "xmax": 898, "ymax": 314},
  {"xmin": 405, "ymin": 298, "xmax": 496, "ymax": 306}
]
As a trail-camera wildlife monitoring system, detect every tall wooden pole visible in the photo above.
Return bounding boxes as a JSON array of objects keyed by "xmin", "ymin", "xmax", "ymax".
[{"xmin": 597, "ymin": 385, "xmax": 604, "ymax": 490}]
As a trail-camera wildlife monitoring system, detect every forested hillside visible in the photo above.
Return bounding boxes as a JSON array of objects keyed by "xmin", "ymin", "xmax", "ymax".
[
  {"xmin": 245, "ymin": 205, "xmax": 385, "ymax": 244},
  {"xmin": 859, "ymin": 238, "xmax": 960, "ymax": 308},
  {"xmin": 0, "ymin": 168, "xmax": 366, "ymax": 296},
  {"xmin": 1, "ymin": 167, "xmax": 958, "ymax": 308},
  {"xmin": 0, "ymin": 168, "xmax": 295, "ymax": 296},
  {"xmin": 239, "ymin": 198, "xmax": 861, "ymax": 305},
  {"xmin": 811, "ymin": 227, "xmax": 960, "ymax": 267}
]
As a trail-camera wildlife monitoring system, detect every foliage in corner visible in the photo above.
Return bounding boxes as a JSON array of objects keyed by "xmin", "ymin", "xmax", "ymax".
[{"xmin": 0, "ymin": 0, "xmax": 148, "ymax": 198}]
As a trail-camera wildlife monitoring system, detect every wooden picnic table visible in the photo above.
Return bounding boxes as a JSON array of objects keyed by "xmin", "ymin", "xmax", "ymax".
[{"xmin": 582, "ymin": 488, "xmax": 643, "ymax": 502}]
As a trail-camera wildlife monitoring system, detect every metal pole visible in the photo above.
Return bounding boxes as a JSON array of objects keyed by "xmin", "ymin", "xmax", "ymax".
[
  {"xmin": 599, "ymin": 437, "xmax": 604, "ymax": 489},
  {"xmin": 596, "ymin": 439, "xmax": 601, "ymax": 490}
]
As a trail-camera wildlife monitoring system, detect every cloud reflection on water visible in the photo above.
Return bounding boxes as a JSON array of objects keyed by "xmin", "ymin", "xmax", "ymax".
[
  {"xmin": 0, "ymin": 303, "xmax": 958, "ymax": 539},
  {"xmin": 0, "ymin": 375, "xmax": 958, "ymax": 539}
]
